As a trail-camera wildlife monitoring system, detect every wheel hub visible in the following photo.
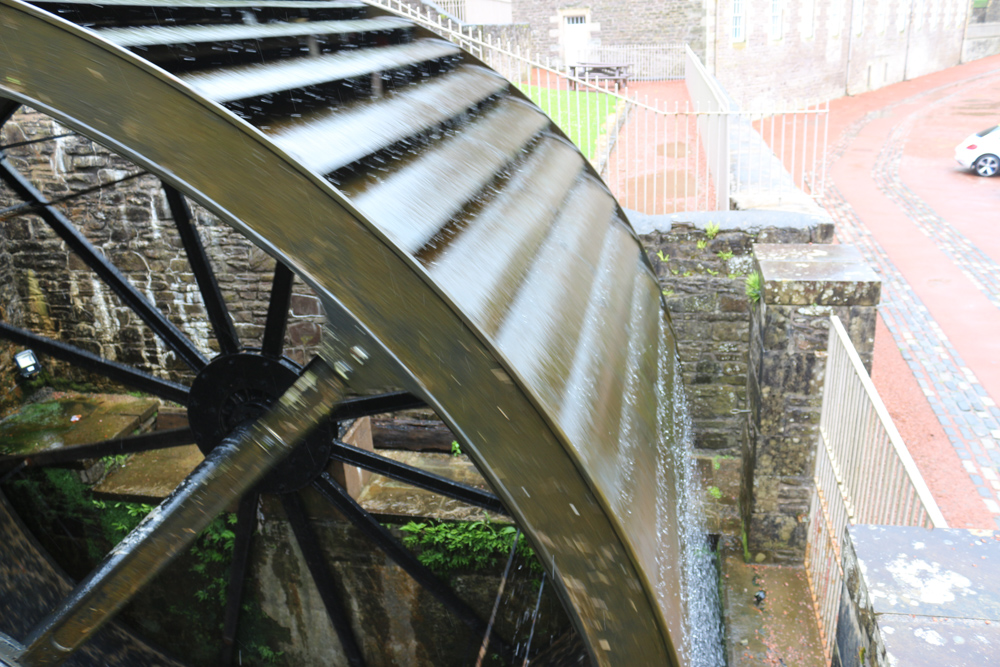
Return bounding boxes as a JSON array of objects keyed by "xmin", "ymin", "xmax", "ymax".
[{"xmin": 187, "ymin": 353, "xmax": 334, "ymax": 494}]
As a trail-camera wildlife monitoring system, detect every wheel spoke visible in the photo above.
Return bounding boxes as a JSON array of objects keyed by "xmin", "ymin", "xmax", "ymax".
[
  {"xmin": 327, "ymin": 391, "xmax": 426, "ymax": 421},
  {"xmin": 281, "ymin": 491, "xmax": 366, "ymax": 667},
  {"xmin": 0, "ymin": 157, "xmax": 208, "ymax": 371},
  {"xmin": 0, "ymin": 171, "xmax": 148, "ymax": 221},
  {"xmin": 312, "ymin": 472, "xmax": 509, "ymax": 659},
  {"xmin": 0, "ymin": 321, "xmax": 189, "ymax": 404},
  {"xmin": 220, "ymin": 492, "xmax": 258, "ymax": 667},
  {"xmin": 163, "ymin": 184, "xmax": 241, "ymax": 357},
  {"xmin": 328, "ymin": 440, "xmax": 507, "ymax": 515},
  {"xmin": 261, "ymin": 263, "xmax": 294, "ymax": 358},
  {"xmin": 16, "ymin": 357, "xmax": 345, "ymax": 666},
  {"xmin": 0, "ymin": 427, "xmax": 194, "ymax": 469},
  {"xmin": 0, "ymin": 132, "xmax": 74, "ymax": 150}
]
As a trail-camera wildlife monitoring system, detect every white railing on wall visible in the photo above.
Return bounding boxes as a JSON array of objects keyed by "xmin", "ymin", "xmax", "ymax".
[
  {"xmin": 806, "ymin": 315, "xmax": 947, "ymax": 661},
  {"xmin": 434, "ymin": 0, "xmax": 466, "ymax": 22},
  {"xmin": 684, "ymin": 44, "xmax": 731, "ymax": 211},
  {"xmin": 584, "ymin": 44, "xmax": 686, "ymax": 80},
  {"xmin": 730, "ymin": 100, "xmax": 829, "ymax": 202},
  {"xmin": 366, "ymin": 0, "xmax": 827, "ymax": 213}
]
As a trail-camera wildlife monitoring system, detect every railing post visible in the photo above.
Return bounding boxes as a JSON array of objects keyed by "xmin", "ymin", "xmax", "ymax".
[{"xmin": 744, "ymin": 244, "xmax": 881, "ymax": 563}]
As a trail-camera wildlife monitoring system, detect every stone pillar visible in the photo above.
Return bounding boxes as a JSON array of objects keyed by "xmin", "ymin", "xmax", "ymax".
[{"xmin": 744, "ymin": 244, "xmax": 880, "ymax": 563}]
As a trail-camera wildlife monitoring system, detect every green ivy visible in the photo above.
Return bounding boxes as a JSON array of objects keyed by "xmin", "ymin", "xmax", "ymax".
[
  {"xmin": 399, "ymin": 519, "xmax": 542, "ymax": 578},
  {"xmin": 745, "ymin": 271, "xmax": 763, "ymax": 303}
]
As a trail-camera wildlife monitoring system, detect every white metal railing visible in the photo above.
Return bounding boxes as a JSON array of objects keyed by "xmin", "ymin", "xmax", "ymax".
[
  {"xmin": 434, "ymin": 0, "xmax": 466, "ymax": 22},
  {"xmin": 584, "ymin": 44, "xmax": 686, "ymax": 81},
  {"xmin": 806, "ymin": 315, "xmax": 947, "ymax": 661},
  {"xmin": 967, "ymin": 22, "xmax": 1000, "ymax": 38},
  {"xmin": 684, "ymin": 44, "xmax": 730, "ymax": 211},
  {"xmin": 730, "ymin": 99, "xmax": 829, "ymax": 203},
  {"xmin": 365, "ymin": 1, "xmax": 827, "ymax": 213}
]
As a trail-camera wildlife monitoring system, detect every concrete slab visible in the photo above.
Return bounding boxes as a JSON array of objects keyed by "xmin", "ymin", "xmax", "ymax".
[
  {"xmin": 719, "ymin": 539, "xmax": 827, "ymax": 667},
  {"xmin": 355, "ymin": 450, "xmax": 503, "ymax": 522},
  {"xmin": 754, "ymin": 244, "xmax": 881, "ymax": 306},
  {"xmin": 92, "ymin": 444, "xmax": 202, "ymax": 502},
  {"xmin": 0, "ymin": 393, "xmax": 158, "ymax": 457},
  {"xmin": 850, "ymin": 525, "xmax": 1000, "ymax": 620},
  {"xmin": 878, "ymin": 616, "xmax": 1000, "ymax": 665},
  {"xmin": 841, "ymin": 525, "xmax": 1000, "ymax": 666}
]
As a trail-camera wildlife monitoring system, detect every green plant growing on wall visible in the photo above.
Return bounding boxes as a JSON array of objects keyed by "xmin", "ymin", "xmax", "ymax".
[
  {"xmin": 450, "ymin": 440, "xmax": 462, "ymax": 457},
  {"xmin": 696, "ymin": 239, "xmax": 708, "ymax": 250},
  {"xmin": 745, "ymin": 271, "xmax": 763, "ymax": 303},
  {"xmin": 656, "ymin": 250, "xmax": 669, "ymax": 263},
  {"xmin": 188, "ymin": 514, "xmax": 237, "ymax": 604},
  {"xmin": 661, "ymin": 288, "xmax": 674, "ymax": 298},
  {"xmin": 399, "ymin": 519, "xmax": 542, "ymax": 578},
  {"xmin": 716, "ymin": 250, "xmax": 733, "ymax": 261},
  {"xmin": 707, "ymin": 486, "xmax": 722, "ymax": 500},
  {"xmin": 705, "ymin": 221, "xmax": 720, "ymax": 239}
]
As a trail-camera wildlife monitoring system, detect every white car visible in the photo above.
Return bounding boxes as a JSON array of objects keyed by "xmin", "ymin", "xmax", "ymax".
[{"xmin": 955, "ymin": 124, "xmax": 1000, "ymax": 177}]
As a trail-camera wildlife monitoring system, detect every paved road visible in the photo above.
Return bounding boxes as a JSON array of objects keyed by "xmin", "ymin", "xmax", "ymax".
[{"xmin": 820, "ymin": 54, "xmax": 1000, "ymax": 529}]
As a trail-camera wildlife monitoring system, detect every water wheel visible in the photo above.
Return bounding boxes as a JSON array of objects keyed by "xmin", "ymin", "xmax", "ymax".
[{"xmin": 0, "ymin": 1, "xmax": 689, "ymax": 665}]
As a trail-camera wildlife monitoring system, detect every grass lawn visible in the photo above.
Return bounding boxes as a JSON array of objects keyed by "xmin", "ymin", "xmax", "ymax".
[{"xmin": 516, "ymin": 84, "xmax": 621, "ymax": 160}]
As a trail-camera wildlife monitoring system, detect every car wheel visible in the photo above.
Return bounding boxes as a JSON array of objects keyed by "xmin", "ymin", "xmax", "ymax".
[{"xmin": 974, "ymin": 154, "xmax": 1000, "ymax": 177}]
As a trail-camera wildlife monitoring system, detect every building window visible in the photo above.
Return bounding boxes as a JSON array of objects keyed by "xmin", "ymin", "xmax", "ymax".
[
  {"xmin": 830, "ymin": 0, "xmax": 844, "ymax": 36},
  {"xmin": 565, "ymin": 15, "xmax": 586, "ymax": 25},
  {"xmin": 770, "ymin": 0, "xmax": 784, "ymax": 39},
  {"xmin": 733, "ymin": 0, "xmax": 746, "ymax": 42},
  {"xmin": 876, "ymin": 0, "xmax": 889, "ymax": 33},
  {"xmin": 896, "ymin": 0, "xmax": 910, "ymax": 32},
  {"xmin": 802, "ymin": 0, "xmax": 815, "ymax": 38},
  {"xmin": 852, "ymin": 0, "xmax": 865, "ymax": 35}
]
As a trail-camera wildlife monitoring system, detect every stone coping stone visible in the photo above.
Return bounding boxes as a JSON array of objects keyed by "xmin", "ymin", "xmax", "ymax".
[
  {"xmin": 625, "ymin": 208, "xmax": 833, "ymax": 240},
  {"xmin": 849, "ymin": 524, "xmax": 1000, "ymax": 665},
  {"xmin": 754, "ymin": 243, "xmax": 881, "ymax": 306}
]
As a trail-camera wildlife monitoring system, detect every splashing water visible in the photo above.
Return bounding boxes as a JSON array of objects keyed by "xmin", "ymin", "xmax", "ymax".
[{"xmin": 656, "ymin": 315, "xmax": 726, "ymax": 666}]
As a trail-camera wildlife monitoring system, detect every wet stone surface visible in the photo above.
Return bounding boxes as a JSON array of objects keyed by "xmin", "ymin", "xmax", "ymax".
[
  {"xmin": 755, "ymin": 244, "xmax": 881, "ymax": 307},
  {"xmin": 719, "ymin": 537, "xmax": 826, "ymax": 666},
  {"xmin": 840, "ymin": 525, "xmax": 1000, "ymax": 666},
  {"xmin": 0, "ymin": 393, "xmax": 158, "ymax": 456}
]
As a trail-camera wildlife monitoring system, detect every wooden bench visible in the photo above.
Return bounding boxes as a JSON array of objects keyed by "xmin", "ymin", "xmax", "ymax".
[{"xmin": 568, "ymin": 62, "xmax": 631, "ymax": 91}]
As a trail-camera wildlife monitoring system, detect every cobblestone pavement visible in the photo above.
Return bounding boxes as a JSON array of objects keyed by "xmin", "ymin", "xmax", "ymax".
[{"xmin": 819, "ymin": 65, "xmax": 1000, "ymax": 527}]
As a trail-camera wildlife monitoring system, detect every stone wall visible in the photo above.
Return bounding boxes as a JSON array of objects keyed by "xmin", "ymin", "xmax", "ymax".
[
  {"xmin": 632, "ymin": 209, "xmax": 833, "ymax": 536},
  {"xmin": 745, "ymin": 244, "xmax": 880, "ymax": 563},
  {"xmin": 510, "ymin": 0, "xmax": 706, "ymax": 63},
  {"xmin": 713, "ymin": 0, "xmax": 968, "ymax": 106},
  {"xmin": 0, "ymin": 215, "xmax": 25, "ymax": 414},
  {"xmin": 0, "ymin": 108, "xmax": 327, "ymax": 389}
]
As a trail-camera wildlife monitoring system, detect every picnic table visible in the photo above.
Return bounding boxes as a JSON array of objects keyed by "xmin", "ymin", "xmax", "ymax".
[{"xmin": 568, "ymin": 62, "xmax": 631, "ymax": 90}]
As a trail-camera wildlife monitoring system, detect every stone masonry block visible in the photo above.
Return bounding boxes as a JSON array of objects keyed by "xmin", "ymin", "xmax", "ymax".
[
  {"xmin": 755, "ymin": 244, "xmax": 881, "ymax": 307},
  {"xmin": 755, "ymin": 434, "xmax": 817, "ymax": 478}
]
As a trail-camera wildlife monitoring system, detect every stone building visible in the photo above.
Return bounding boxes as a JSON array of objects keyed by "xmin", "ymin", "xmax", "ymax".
[
  {"xmin": 494, "ymin": 0, "xmax": 977, "ymax": 104},
  {"xmin": 710, "ymin": 0, "xmax": 971, "ymax": 105},
  {"xmin": 509, "ymin": 0, "xmax": 707, "ymax": 63}
]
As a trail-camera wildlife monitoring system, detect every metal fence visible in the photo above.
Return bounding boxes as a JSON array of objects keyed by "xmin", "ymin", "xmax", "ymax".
[
  {"xmin": 806, "ymin": 316, "xmax": 947, "ymax": 661},
  {"xmin": 433, "ymin": 0, "xmax": 466, "ymax": 22},
  {"xmin": 583, "ymin": 44, "xmax": 686, "ymax": 80},
  {"xmin": 366, "ymin": 0, "xmax": 828, "ymax": 213}
]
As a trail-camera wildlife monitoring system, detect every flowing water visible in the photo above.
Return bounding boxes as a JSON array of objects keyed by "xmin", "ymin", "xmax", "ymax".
[{"xmin": 657, "ymin": 317, "xmax": 726, "ymax": 666}]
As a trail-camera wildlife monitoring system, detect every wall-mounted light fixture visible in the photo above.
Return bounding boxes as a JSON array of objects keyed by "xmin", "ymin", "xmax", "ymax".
[{"xmin": 14, "ymin": 349, "xmax": 40, "ymax": 379}]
